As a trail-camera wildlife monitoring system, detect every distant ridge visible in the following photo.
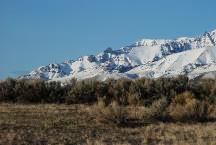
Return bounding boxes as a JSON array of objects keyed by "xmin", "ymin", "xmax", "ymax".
[{"xmin": 19, "ymin": 28, "xmax": 216, "ymax": 81}]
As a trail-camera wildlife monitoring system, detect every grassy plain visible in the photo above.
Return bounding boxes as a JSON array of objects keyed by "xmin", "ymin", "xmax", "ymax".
[{"xmin": 0, "ymin": 104, "xmax": 216, "ymax": 145}]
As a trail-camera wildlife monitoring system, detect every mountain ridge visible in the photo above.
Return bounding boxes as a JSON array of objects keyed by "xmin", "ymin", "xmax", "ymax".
[{"xmin": 19, "ymin": 28, "xmax": 216, "ymax": 82}]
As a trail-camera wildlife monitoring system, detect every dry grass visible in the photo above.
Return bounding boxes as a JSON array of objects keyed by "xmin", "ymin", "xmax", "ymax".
[{"xmin": 0, "ymin": 103, "xmax": 216, "ymax": 145}]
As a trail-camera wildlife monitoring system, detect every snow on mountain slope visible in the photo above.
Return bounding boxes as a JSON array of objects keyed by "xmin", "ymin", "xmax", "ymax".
[
  {"xmin": 19, "ymin": 28, "xmax": 216, "ymax": 81},
  {"xmin": 126, "ymin": 46, "xmax": 216, "ymax": 78}
]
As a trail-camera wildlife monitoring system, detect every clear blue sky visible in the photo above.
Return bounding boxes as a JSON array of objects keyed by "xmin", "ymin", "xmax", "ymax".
[{"xmin": 0, "ymin": 0, "xmax": 216, "ymax": 79}]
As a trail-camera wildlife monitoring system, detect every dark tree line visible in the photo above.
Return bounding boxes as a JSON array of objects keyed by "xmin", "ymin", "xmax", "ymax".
[{"xmin": 0, "ymin": 76, "xmax": 216, "ymax": 105}]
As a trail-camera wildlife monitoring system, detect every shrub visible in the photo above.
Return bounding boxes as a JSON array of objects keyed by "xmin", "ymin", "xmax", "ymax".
[
  {"xmin": 0, "ymin": 78, "xmax": 16, "ymax": 102},
  {"xmin": 137, "ymin": 97, "xmax": 168, "ymax": 122},
  {"xmin": 147, "ymin": 97, "xmax": 168, "ymax": 120},
  {"xmin": 0, "ymin": 76, "xmax": 216, "ymax": 107},
  {"xmin": 0, "ymin": 78, "xmax": 70, "ymax": 103},
  {"xmin": 168, "ymin": 92, "xmax": 212, "ymax": 122},
  {"xmin": 45, "ymin": 81, "xmax": 65, "ymax": 103},
  {"xmin": 15, "ymin": 79, "xmax": 47, "ymax": 103},
  {"xmin": 209, "ymin": 85, "xmax": 216, "ymax": 104},
  {"xmin": 127, "ymin": 93, "xmax": 141, "ymax": 106},
  {"xmin": 65, "ymin": 79, "xmax": 98, "ymax": 104},
  {"xmin": 95, "ymin": 100, "xmax": 128, "ymax": 126}
]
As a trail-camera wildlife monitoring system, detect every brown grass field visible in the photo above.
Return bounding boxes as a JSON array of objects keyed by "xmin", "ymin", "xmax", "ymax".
[{"xmin": 0, "ymin": 104, "xmax": 216, "ymax": 145}]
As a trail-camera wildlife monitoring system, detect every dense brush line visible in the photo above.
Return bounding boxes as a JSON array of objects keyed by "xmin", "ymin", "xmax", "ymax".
[{"xmin": 0, "ymin": 76, "xmax": 216, "ymax": 105}]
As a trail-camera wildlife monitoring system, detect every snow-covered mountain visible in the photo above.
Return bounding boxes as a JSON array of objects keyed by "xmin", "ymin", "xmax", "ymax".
[{"xmin": 20, "ymin": 29, "xmax": 216, "ymax": 81}]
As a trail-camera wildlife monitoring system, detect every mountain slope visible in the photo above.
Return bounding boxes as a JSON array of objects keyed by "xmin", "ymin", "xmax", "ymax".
[{"xmin": 20, "ymin": 29, "xmax": 216, "ymax": 81}]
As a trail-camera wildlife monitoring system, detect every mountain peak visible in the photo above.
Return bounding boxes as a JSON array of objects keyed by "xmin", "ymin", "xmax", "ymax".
[
  {"xmin": 209, "ymin": 29, "xmax": 216, "ymax": 44},
  {"xmin": 210, "ymin": 28, "xmax": 216, "ymax": 33},
  {"xmin": 19, "ymin": 28, "xmax": 216, "ymax": 81}
]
